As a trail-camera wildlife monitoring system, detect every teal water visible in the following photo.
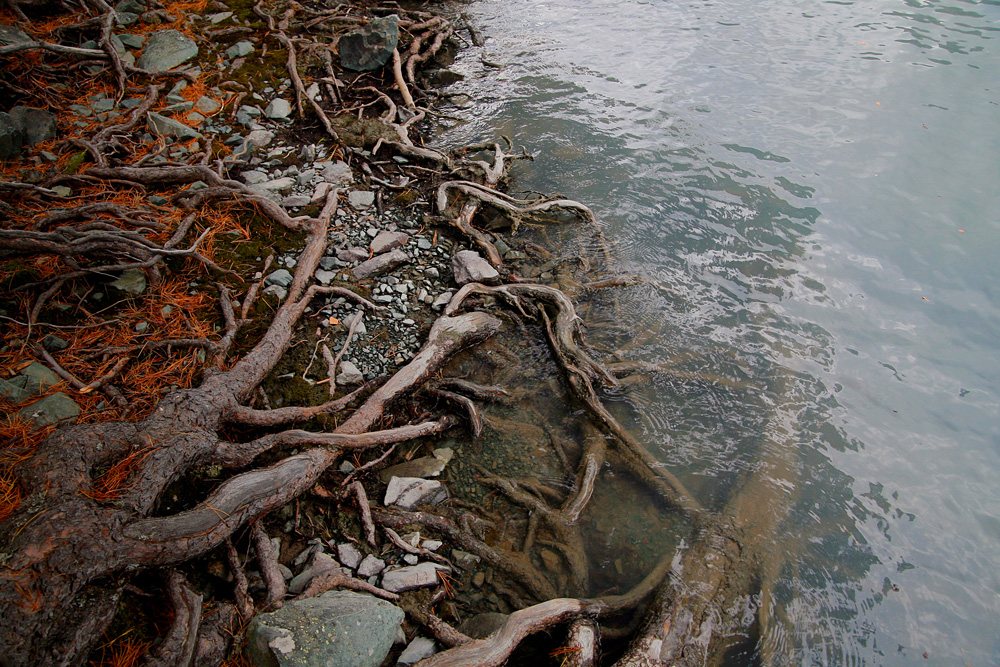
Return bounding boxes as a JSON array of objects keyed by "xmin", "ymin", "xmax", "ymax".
[{"xmin": 437, "ymin": 0, "xmax": 1000, "ymax": 663}]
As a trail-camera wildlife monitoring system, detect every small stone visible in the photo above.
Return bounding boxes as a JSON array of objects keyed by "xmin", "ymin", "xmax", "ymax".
[
  {"xmin": 9, "ymin": 107, "xmax": 58, "ymax": 146},
  {"xmin": 288, "ymin": 552, "xmax": 342, "ymax": 594},
  {"xmin": 431, "ymin": 291, "xmax": 453, "ymax": 311},
  {"xmin": 380, "ymin": 562, "xmax": 448, "ymax": 593},
  {"xmin": 311, "ymin": 181, "xmax": 332, "ymax": 203},
  {"xmin": 19, "ymin": 362, "xmax": 59, "ymax": 394},
  {"xmin": 282, "ymin": 195, "xmax": 310, "ymax": 208},
  {"xmin": 265, "ymin": 269, "xmax": 293, "ymax": 287},
  {"xmin": 417, "ymin": 238, "xmax": 432, "ymax": 250},
  {"xmin": 337, "ymin": 360, "xmax": 364, "ymax": 385},
  {"xmin": 315, "ymin": 160, "xmax": 354, "ymax": 185},
  {"xmin": 337, "ymin": 543, "xmax": 363, "ymax": 570},
  {"xmin": 147, "ymin": 112, "xmax": 203, "ymax": 140},
  {"xmin": 0, "ymin": 112, "xmax": 24, "ymax": 160},
  {"xmin": 314, "ymin": 269, "xmax": 336, "ymax": 285},
  {"xmin": 111, "ymin": 268, "xmax": 147, "ymax": 295},
  {"xmin": 117, "ymin": 32, "xmax": 146, "ymax": 49},
  {"xmin": 402, "ymin": 554, "xmax": 419, "ymax": 566},
  {"xmin": 263, "ymin": 285, "xmax": 287, "ymax": 300},
  {"xmin": 193, "ymin": 95, "xmax": 221, "ymax": 114},
  {"xmin": 451, "ymin": 550, "xmax": 481, "ymax": 570},
  {"xmin": 242, "ymin": 170, "xmax": 269, "ymax": 185},
  {"xmin": 452, "ymin": 250, "xmax": 500, "ymax": 286},
  {"xmin": 357, "ymin": 554, "xmax": 385, "ymax": 578},
  {"xmin": 371, "ymin": 231, "xmax": 409, "ymax": 254},
  {"xmin": 384, "ymin": 477, "xmax": 449, "ymax": 509},
  {"xmin": 472, "ymin": 571, "xmax": 485, "ymax": 587},
  {"xmin": 397, "ymin": 637, "xmax": 437, "ymax": 665},
  {"xmin": 348, "ymin": 190, "xmax": 375, "ymax": 209},
  {"xmin": 421, "ymin": 539, "xmax": 443, "ymax": 552},
  {"xmin": 225, "ymin": 40, "xmax": 254, "ymax": 59},
  {"xmin": 208, "ymin": 11, "xmax": 233, "ymax": 23},
  {"xmin": 264, "ymin": 98, "xmax": 292, "ymax": 120}
]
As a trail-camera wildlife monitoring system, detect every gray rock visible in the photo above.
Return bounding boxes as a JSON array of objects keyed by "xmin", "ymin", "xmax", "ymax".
[
  {"xmin": 339, "ymin": 14, "xmax": 400, "ymax": 72},
  {"xmin": 337, "ymin": 360, "xmax": 364, "ymax": 386},
  {"xmin": 0, "ymin": 25, "xmax": 32, "ymax": 48},
  {"xmin": 19, "ymin": 361, "xmax": 60, "ymax": 394},
  {"xmin": 0, "ymin": 377, "xmax": 32, "ymax": 404},
  {"xmin": 251, "ymin": 177, "xmax": 296, "ymax": 198},
  {"xmin": 225, "ymin": 40, "xmax": 254, "ymax": 59},
  {"xmin": 0, "ymin": 112, "xmax": 24, "ymax": 160},
  {"xmin": 315, "ymin": 160, "xmax": 353, "ymax": 185},
  {"xmin": 431, "ymin": 291, "xmax": 454, "ymax": 311},
  {"xmin": 18, "ymin": 393, "xmax": 80, "ymax": 426},
  {"xmin": 136, "ymin": 29, "xmax": 197, "ymax": 70},
  {"xmin": 245, "ymin": 591, "xmax": 403, "ymax": 667},
  {"xmin": 451, "ymin": 550, "xmax": 481, "ymax": 571},
  {"xmin": 282, "ymin": 195, "xmax": 310, "ymax": 209},
  {"xmin": 208, "ymin": 11, "xmax": 233, "ymax": 23},
  {"xmin": 356, "ymin": 554, "xmax": 385, "ymax": 578},
  {"xmin": 380, "ymin": 562, "xmax": 448, "ymax": 593},
  {"xmin": 247, "ymin": 129, "xmax": 275, "ymax": 148},
  {"xmin": 242, "ymin": 170, "xmax": 269, "ymax": 185},
  {"xmin": 384, "ymin": 477, "xmax": 449, "ymax": 509},
  {"xmin": 147, "ymin": 112, "xmax": 203, "ymax": 140},
  {"xmin": 347, "ymin": 190, "xmax": 375, "ymax": 210},
  {"xmin": 263, "ymin": 285, "xmax": 287, "ymax": 300},
  {"xmin": 194, "ymin": 95, "xmax": 221, "ymax": 114},
  {"xmin": 265, "ymin": 98, "xmax": 292, "ymax": 120},
  {"xmin": 110, "ymin": 268, "xmax": 147, "ymax": 295},
  {"xmin": 452, "ymin": 250, "xmax": 500, "ymax": 286},
  {"xmin": 396, "ymin": 637, "xmax": 437, "ymax": 665},
  {"xmin": 288, "ymin": 552, "xmax": 342, "ymax": 595},
  {"xmin": 370, "ymin": 231, "xmax": 409, "ymax": 255},
  {"xmin": 352, "ymin": 249, "xmax": 409, "ymax": 280},
  {"xmin": 41, "ymin": 335, "xmax": 68, "ymax": 352},
  {"xmin": 117, "ymin": 33, "xmax": 146, "ymax": 49},
  {"xmin": 265, "ymin": 269, "xmax": 294, "ymax": 288},
  {"xmin": 314, "ymin": 269, "xmax": 336, "ymax": 286},
  {"xmin": 9, "ymin": 107, "xmax": 57, "ymax": 146},
  {"xmin": 236, "ymin": 105, "xmax": 263, "ymax": 127},
  {"xmin": 458, "ymin": 612, "xmax": 509, "ymax": 639},
  {"xmin": 336, "ymin": 543, "xmax": 363, "ymax": 570}
]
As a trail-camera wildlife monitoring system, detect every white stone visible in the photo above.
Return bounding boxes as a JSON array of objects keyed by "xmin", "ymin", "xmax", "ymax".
[
  {"xmin": 337, "ymin": 360, "xmax": 364, "ymax": 385},
  {"xmin": 337, "ymin": 542, "xmax": 362, "ymax": 569},
  {"xmin": 397, "ymin": 637, "xmax": 437, "ymax": 665},
  {"xmin": 452, "ymin": 250, "xmax": 500, "ymax": 285},
  {"xmin": 381, "ymin": 562, "xmax": 449, "ymax": 593},
  {"xmin": 314, "ymin": 269, "xmax": 336, "ymax": 285},
  {"xmin": 384, "ymin": 477, "xmax": 449, "ymax": 509},
  {"xmin": 264, "ymin": 98, "xmax": 292, "ymax": 119}
]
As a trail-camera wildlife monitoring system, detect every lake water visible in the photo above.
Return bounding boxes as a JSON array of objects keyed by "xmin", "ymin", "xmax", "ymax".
[{"xmin": 435, "ymin": 0, "xmax": 1000, "ymax": 664}]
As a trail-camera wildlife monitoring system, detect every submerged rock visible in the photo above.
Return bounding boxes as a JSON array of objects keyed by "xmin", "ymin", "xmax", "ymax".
[
  {"xmin": 245, "ymin": 591, "xmax": 403, "ymax": 667},
  {"xmin": 339, "ymin": 15, "xmax": 400, "ymax": 72}
]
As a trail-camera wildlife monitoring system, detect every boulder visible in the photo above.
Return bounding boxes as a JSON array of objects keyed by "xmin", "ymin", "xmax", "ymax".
[
  {"xmin": 383, "ymin": 477, "xmax": 448, "ymax": 509},
  {"xmin": 9, "ymin": 107, "xmax": 57, "ymax": 146},
  {"xmin": 452, "ymin": 250, "xmax": 500, "ymax": 285},
  {"xmin": 352, "ymin": 249, "xmax": 409, "ymax": 280},
  {"xmin": 0, "ymin": 112, "xmax": 24, "ymax": 160},
  {"xmin": 339, "ymin": 15, "xmax": 400, "ymax": 72},
  {"xmin": 18, "ymin": 393, "xmax": 80, "ymax": 426},
  {"xmin": 380, "ymin": 563, "xmax": 448, "ymax": 593},
  {"xmin": 136, "ymin": 29, "xmax": 198, "ymax": 71},
  {"xmin": 245, "ymin": 591, "xmax": 403, "ymax": 667}
]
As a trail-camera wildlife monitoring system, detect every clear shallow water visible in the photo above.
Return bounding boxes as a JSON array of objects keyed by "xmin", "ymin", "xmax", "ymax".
[{"xmin": 438, "ymin": 0, "xmax": 1000, "ymax": 664}]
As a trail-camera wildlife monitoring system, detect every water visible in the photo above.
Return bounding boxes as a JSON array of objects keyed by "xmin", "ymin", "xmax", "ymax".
[{"xmin": 434, "ymin": 0, "xmax": 1000, "ymax": 664}]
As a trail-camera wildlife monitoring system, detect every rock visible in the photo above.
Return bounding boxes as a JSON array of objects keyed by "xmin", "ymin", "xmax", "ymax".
[
  {"xmin": 263, "ymin": 285, "xmax": 287, "ymax": 300},
  {"xmin": 356, "ymin": 554, "xmax": 385, "ymax": 578},
  {"xmin": 314, "ymin": 269, "xmax": 336, "ymax": 285},
  {"xmin": 337, "ymin": 246, "xmax": 369, "ymax": 263},
  {"xmin": 540, "ymin": 549, "xmax": 561, "ymax": 572},
  {"xmin": 194, "ymin": 96, "xmax": 221, "ymax": 114},
  {"xmin": 336, "ymin": 543, "xmax": 363, "ymax": 570},
  {"xmin": 236, "ymin": 105, "xmax": 263, "ymax": 127},
  {"xmin": 282, "ymin": 195, "xmax": 310, "ymax": 209},
  {"xmin": 336, "ymin": 360, "xmax": 364, "ymax": 386},
  {"xmin": 378, "ymin": 456, "xmax": 447, "ymax": 482},
  {"xmin": 18, "ymin": 393, "xmax": 80, "ymax": 426},
  {"xmin": 347, "ymin": 190, "xmax": 375, "ymax": 210},
  {"xmin": 288, "ymin": 552, "xmax": 343, "ymax": 595},
  {"xmin": 451, "ymin": 550, "xmax": 481, "ymax": 571},
  {"xmin": 251, "ymin": 177, "xmax": 296, "ymax": 198},
  {"xmin": 19, "ymin": 361, "xmax": 60, "ymax": 394},
  {"xmin": 0, "ymin": 112, "xmax": 24, "ymax": 160},
  {"xmin": 458, "ymin": 613, "xmax": 509, "ymax": 639},
  {"xmin": 397, "ymin": 637, "xmax": 436, "ymax": 665},
  {"xmin": 370, "ymin": 231, "xmax": 409, "ymax": 255},
  {"xmin": 265, "ymin": 99, "xmax": 292, "ymax": 120},
  {"xmin": 472, "ymin": 571, "xmax": 485, "ymax": 587},
  {"xmin": 245, "ymin": 591, "xmax": 403, "ymax": 667},
  {"xmin": 352, "ymin": 249, "xmax": 409, "ymax": 280},
  {"xmin": 0, "ymin": 25, "xmax": 32, "ymax": 48},
  {"xmin": 265, "ymin": 269, "xmax": 294, "ymax": 288},
  {"xmin": 247, "ymin": 129, "xmax": 275, "ymax": 148},
  {"xmin": 147, "ymin": 112, "xmax": 203, "ymax": 140},
  {"xmin": 136, "ymin": 29, "xmax": 197, "ymax": 70},
  {"xmin": 225, "ymin": 40, "xmax": 254, "ymax": 59},
  {"xmin": 339, "ymin": 14, "xmax": 400, "ymax": 72},
  {"xmin": 41, "ymin": 334, "xmax": 69, "ymax": 352},
  {"xmin": 380, "ymin": 562, "xmax": 448, "ymax": 593},
  {"xmin": 117, "ymin": 33, "xmax": 146, "ymax": 49},
  {"xmin": 431, "ymin": 291, "xmax": 453, "ymax": 311},
  {"xmin": 452, "ymin": 250, "xmax": 500, "ymax": 286},
  {"xmin": 9, "ymin": 107, "xmax": 57, "ymax": 146},
  {"xmin": 315, "ymin": 160, "xmax": 353, "ymax": 185},
  {"xmin": 0, "ymin": 378, "xmax": 31, "ymax": 404},
  {"xmin": 383, "ymin": 477, "xmax": 448, "ymax": 509},
  {"xmin": 110, "ymin": 268, "xmax": 147, "ymax": 295},
  {"xmin": 208, "ymin": 11, "xmax": 233, "ymax": 23}
]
